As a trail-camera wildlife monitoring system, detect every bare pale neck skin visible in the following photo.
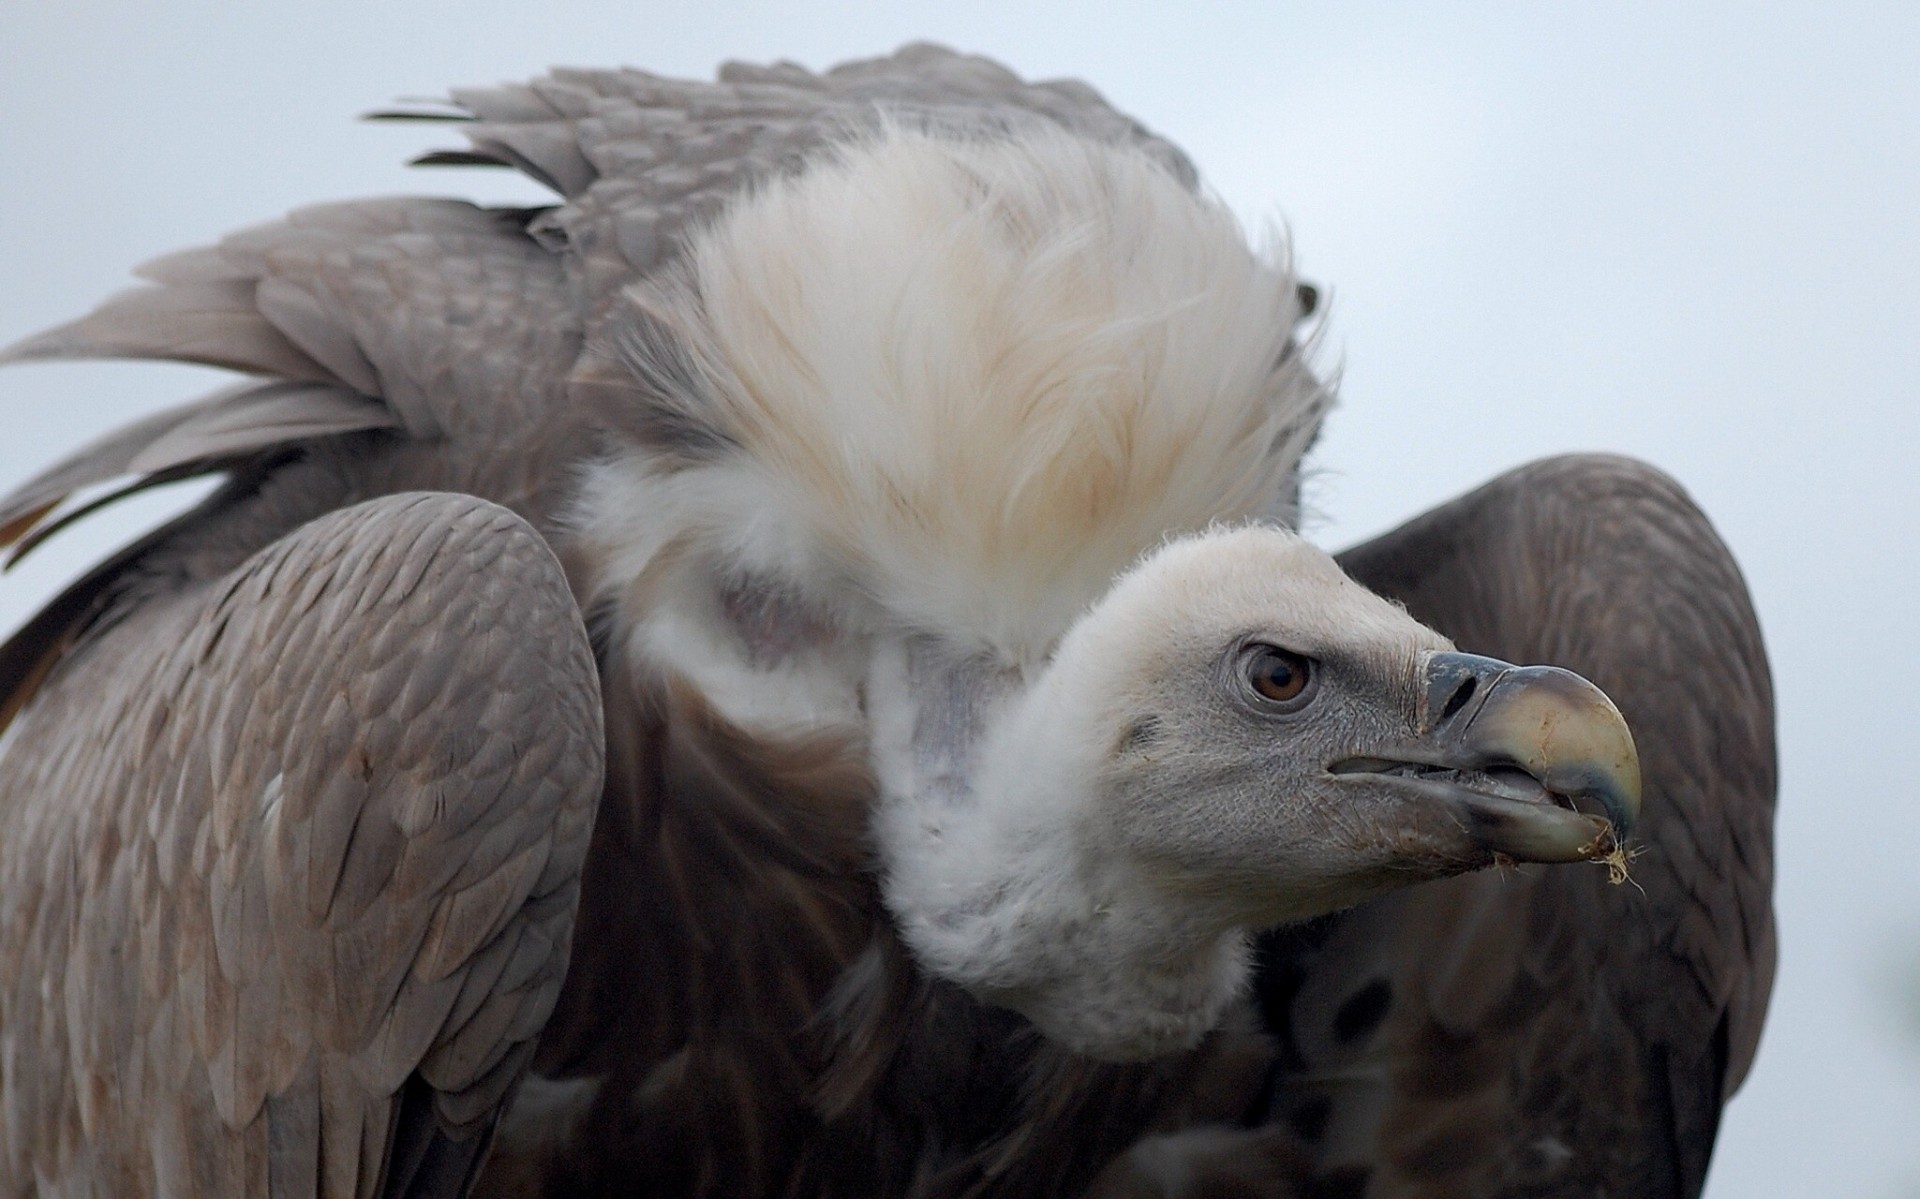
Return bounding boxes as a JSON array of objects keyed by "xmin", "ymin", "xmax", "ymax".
[{"xmin": 865, "ymin": 634, "xmax": 1258, "ymax": 1062}]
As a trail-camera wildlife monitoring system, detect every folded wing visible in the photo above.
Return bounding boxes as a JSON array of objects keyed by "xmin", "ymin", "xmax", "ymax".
[
  {"xmin": 1260, "ymin": 454, "xmax": 1775, "ymax": 1199},
  {"xmin": 0, "ymin": 492, "xmax": 604, "ymax": 1198}
]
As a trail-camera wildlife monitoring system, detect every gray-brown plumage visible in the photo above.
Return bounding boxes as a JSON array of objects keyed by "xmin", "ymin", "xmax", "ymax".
[
  {"xmin": 0, "ymin": 494, "xmax": 603, "ymax": 1196},
  {"xmin": 0, "ymin": 45, "xmax": 1772, "ymax": 1199}
]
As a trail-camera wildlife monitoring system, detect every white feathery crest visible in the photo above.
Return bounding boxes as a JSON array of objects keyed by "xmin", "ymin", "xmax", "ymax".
[{"xmin": 596, "ymin": 125, "xmax": 1324, "ymax": 661}]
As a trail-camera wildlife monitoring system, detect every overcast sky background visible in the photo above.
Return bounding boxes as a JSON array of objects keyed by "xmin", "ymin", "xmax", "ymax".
[{"xmin": 2, "ymin": 2, "xmax": 1916, "ymax": 1194}]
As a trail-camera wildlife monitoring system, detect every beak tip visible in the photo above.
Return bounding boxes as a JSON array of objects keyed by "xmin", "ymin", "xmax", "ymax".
[
  {"xmin": 1551, "ymin": 758, "xmax": 1642, "ymax": 844},
  {"xmin": 1421, "ymin": 653, "xmax": 1644, "ymax": 864}
]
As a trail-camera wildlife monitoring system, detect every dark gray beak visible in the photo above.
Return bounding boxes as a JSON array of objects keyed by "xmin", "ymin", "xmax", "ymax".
[{"xmin": 1339, "ymin": 651, "xmax": 1641, "ymax": 864}]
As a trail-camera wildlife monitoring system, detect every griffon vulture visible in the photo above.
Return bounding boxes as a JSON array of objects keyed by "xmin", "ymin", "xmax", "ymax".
[{"xmin": 0, "ymin": 45, "xmax": 1774, "ymax": 1199}]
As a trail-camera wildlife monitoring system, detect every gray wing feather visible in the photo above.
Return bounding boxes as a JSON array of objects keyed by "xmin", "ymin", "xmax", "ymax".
[
  {"xmin": 0, "ymin": 379, "xmax": 395, "ymax": 541},
  {"xmin": 390, "ymin": 44, "xmax": 1196, "ymax": 329},
  {"xmin": 1, "ymin": 279, "xmax": 336, "ymax": 381},
  {"xmin": 0, "ymin": 399, "xmax": 215, "ymax": 541},
  {"xmin": 0, "ymin": 193, "xmax": 580, "ymax": 705},
  {"xmin": 126, "ymin": 381, "xmax": 399, "ymax": 475},
  {"xmin": 0, "ymin": 196, "xmax": 576, "ymax": 441},
  {"xmin": 0, "ymin": 492, "xmax": 604, "ymax": 1198}
]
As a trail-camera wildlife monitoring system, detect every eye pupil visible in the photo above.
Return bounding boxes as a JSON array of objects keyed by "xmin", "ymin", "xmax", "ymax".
[{"xmin": 1248, "ymin": 647, "xmax": 1311, "ymax": 704}]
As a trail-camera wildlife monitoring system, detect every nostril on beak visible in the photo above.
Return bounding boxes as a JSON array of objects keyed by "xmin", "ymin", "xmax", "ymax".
[
  {"xmin": 1420, "ymin": 652, "xmax": 1515, "ymax": 733},
  {"xmin": 1438, "ymin": 675, "xmax": 1477, "ymax": 723}
]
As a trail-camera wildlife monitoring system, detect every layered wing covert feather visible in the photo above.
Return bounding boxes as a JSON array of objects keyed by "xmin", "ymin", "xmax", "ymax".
[{"xmin": 0, "ymin": 493, "xmax": 604, "ymax": 1197}]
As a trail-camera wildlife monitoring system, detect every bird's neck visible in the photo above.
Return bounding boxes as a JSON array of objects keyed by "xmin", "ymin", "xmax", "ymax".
[{"xmin": 867, "ymin": 638, "xmax": 1250, "ymax": 1061}]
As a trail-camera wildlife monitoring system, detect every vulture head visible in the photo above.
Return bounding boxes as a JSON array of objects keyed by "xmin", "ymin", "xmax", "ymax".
[{"xmin": 572, "ymin": 125, "xmax": 1639, "ymax": 1060}]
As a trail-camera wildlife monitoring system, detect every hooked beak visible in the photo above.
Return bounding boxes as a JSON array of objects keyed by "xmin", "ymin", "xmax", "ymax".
[{"xmin": 1334, "ymin": 651, "xmax": 1641, "ymax": 864}]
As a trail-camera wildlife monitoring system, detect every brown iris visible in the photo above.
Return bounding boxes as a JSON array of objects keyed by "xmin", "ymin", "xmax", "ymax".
[{"xmin": 1245, "ymin": 645, "xmax": 1312, "ymax": 705}]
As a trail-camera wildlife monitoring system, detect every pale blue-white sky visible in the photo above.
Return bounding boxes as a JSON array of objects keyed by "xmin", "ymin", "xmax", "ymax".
[{"xmin": 4, "ymin": 3, "xmax": 1917, "ymax": 1194}]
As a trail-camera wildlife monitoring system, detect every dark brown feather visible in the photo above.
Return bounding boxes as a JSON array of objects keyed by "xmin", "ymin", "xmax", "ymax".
[{"xmin": 1242, "ymin": 453, "xmax": 1775, "ymax": 1199}]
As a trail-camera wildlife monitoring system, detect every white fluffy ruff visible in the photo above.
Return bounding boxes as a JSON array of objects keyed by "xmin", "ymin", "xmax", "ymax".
[{"xmin": 605, "ymin": 126, "xmax": 1322, "ymax": 660}]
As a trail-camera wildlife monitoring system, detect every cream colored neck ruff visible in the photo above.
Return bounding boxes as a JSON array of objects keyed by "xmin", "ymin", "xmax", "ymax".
[{"xmin": 581, "ymin": 124, "xmax": 1323, "ymax": 671}]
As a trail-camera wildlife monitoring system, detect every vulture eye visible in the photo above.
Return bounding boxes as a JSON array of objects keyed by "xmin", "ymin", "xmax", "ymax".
[{"xmin": 1241, "ymin": 644, "xmax": 1315, "ymax": 709}]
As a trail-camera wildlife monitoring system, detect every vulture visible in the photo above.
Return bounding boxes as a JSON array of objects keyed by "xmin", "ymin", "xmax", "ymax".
[{"xmin": 0, "ymin": 44, "xmax": 1774, "ymax": 1199}]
